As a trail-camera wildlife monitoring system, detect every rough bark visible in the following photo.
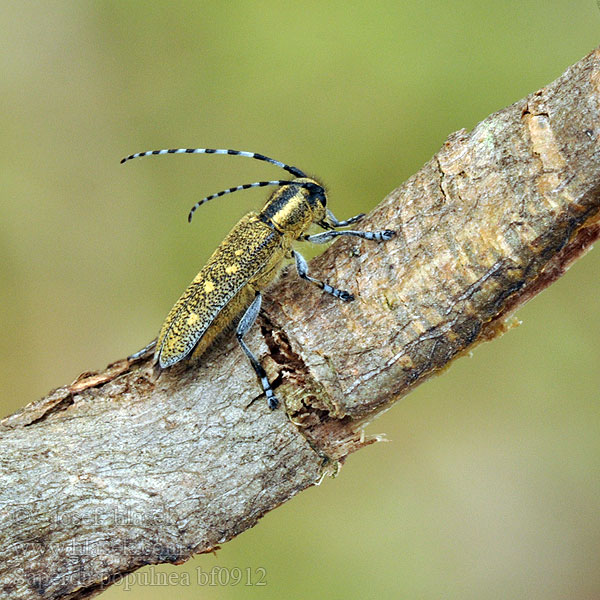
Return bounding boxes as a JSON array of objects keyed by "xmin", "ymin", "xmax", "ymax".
[{"xmin": 2, "ymin": 47, "xmax": 600, "ymax": 599}]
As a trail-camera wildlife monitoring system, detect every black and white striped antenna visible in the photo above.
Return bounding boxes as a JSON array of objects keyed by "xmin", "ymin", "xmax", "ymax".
[
  {"xmin": 120, "ymin": 147, "xmax": 306, "ymax": 178},
  {"xmin": 120, "ymin": 147, "xmax": 313, "ymax": 221},
  {"xmin": 187, "ymin": 180, "xmax": 303, "ymax": 222}
]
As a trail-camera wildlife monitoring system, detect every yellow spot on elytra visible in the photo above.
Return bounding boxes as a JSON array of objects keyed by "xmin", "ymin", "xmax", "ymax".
[
  {"xmin": 204, "ymin": 280, "xmax": 215, "ymax": 293},
  {"xmin": 186, "ymin": 313, "xmax": 200, "ymax": 326},
  {"xmin": 234, "ymin": 249, "xmax": 244, "ymax": 256},
  {"xmin": 225, "ymin": 264, "xmax": 239, "ymax": 275}
]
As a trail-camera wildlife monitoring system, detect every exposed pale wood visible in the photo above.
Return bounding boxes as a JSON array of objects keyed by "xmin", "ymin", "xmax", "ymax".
[{"xmin": 2, "ymin": 47, "xmax": 600, "ymax": 599}]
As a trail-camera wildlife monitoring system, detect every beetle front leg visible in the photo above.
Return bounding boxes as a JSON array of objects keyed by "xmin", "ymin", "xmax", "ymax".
[
  {"xmin": 292, "ymin": 250, "xmax": 354, "ymax": 302},
  {"xmin": 316, "ymin": 209, "xmax": 396, "ymax": 241},
  {"xmin": 324, "ymin": 209, "xmax": 365, "ymax": 228},
  {"xmin": 236, "ymin": 292, "xmax": 279, "ymax": 410}
]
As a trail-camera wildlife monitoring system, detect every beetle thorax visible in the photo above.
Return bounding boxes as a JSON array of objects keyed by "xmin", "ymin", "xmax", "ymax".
[{"xmin": 260, "ymin": 177, "xmax": 327, "ymax": 239}]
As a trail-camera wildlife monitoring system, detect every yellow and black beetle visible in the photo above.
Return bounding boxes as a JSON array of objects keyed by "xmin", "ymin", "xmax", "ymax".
[{"xmin": 123, "ymin": 148, "xmax": 395, "ymax": 409}]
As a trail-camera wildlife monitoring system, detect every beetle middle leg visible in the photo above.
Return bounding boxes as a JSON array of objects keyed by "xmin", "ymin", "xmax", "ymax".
[
  {"xmin": 236, "ymin": 292, "xmax": 279, "ymax": 410},
  {"xmin": 303, "ymin": 228, "xmax": 396, "ymax": 244},
  {"xmin": 292, "ymin": 250, "xmax": 354, "ymax": 302}
]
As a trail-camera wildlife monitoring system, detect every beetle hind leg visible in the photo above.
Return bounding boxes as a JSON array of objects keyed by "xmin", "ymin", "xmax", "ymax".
[
  {"xmin": 236, "ymin": 292, "xmax": 279, "ymax": 410},
  {"xmin": 128, "ymin": 339, "xmax": 157, "ymax": 361}
]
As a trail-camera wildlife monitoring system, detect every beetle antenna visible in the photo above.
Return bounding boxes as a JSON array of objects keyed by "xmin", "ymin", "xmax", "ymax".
[
  {"xmin": 188, "ymin": 180, "xmax": 320, "ymax": 222},
  {"xmin": 120, "ymin": 147, "xmax": 306, "ymax": 178}
]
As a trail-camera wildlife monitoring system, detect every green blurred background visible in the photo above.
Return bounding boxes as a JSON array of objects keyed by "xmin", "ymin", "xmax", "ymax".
[{"xmin": 2, "ymin": 2, "xmax": 599, "ymax": 599}]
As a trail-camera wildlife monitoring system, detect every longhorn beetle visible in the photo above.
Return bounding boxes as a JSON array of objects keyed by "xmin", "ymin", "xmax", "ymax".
[{"xmin": 123, "ymin": 147, "xmax": 395, "ymax": 409}]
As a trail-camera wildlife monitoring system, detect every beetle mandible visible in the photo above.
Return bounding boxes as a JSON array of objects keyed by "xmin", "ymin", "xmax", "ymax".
[{"xmin": 123, "ymin": 147, "xmax": 395, "ymax": 409}]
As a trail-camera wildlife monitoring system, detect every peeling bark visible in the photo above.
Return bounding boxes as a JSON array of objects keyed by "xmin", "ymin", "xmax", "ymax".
[{"xmin": 2, "ymin": 47, "xmax": 600, "ymax": 599}]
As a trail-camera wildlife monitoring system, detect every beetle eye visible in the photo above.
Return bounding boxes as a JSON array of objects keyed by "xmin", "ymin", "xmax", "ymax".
[
  {"xmin": 301, "ymin": 182, "xmax": 326, "ymax": 209},
  {"xmin": 316, "ymin": 190, "xmax": 327, "ymax": 207},
  {"xmin": 308, "ymin": 184, "xmax": 326, "ymax": 207}
]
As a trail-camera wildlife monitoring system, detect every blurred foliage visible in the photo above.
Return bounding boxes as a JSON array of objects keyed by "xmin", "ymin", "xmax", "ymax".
[{"xmin": 1, "ymin": 2, "xmax": 599, "ymax": 599}]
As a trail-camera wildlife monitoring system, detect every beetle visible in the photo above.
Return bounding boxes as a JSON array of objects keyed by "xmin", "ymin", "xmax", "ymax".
[{"xmin": 123, "ymin": 147, "xmax": 395, "ymax": 409}]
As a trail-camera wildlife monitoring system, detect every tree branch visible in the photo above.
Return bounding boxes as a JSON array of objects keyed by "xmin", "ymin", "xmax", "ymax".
[{"xmin": 2, "ymin": 47, "xmax": 600, "ymax": 599}]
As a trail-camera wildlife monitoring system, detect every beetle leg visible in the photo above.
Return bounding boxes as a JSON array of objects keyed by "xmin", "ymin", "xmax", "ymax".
[
  {"xmin": 236, "ymin": 292, "xmax": 279, "ymax": 410},
  {"xmin": 325, "ymin": 209, "xmax": 365, "ymax": 228},
  {"xmin": 128, "ymin": 339, "xmax": 157, "ymax": 361},
  {"xmin": 303, "ymin": 228, "xmax": 396, "ymax": 244},
  {"xmin": 292, "ymin": 250, "xmax": 354, "ymax": 302}
]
